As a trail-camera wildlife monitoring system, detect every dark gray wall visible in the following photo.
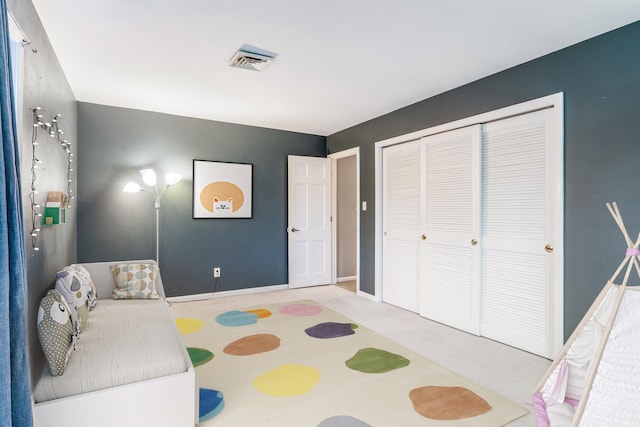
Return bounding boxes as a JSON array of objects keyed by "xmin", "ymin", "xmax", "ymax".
[
  {"xmin": 327, "ymin": 21, "xmax": 640, "ymax": 339},
  {"xmin": 9, "ymin": 0, "xmax": 78, "ymax": 386},
  {"xmin": 77, "ymin": 103, "xmax": 325, "ymax": 296}
]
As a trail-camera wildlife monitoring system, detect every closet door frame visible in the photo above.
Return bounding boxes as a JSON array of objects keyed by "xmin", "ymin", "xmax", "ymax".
[{"xmin": 374, "ymin": 92, "xmax": 564, "ymax": 354}]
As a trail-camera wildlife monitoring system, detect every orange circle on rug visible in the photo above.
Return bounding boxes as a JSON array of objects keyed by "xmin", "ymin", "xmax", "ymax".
[
  {"xmin": 409, "ymin": 386, "xmax": 491, "ymax": 420},
  {"xmin": 253, "ymin": 364, "xmax": 321, "ymax": 396},
  {"xmin": 175, "ymin": 317, "xmax": 204, "ymax": 335},
  {"xmin": 224, "ymin": 334, "xmax": 281, "ymax": 356},
  {"xmin": 245, "ymin": 309, "xmax": 272, "ymax": 319}
]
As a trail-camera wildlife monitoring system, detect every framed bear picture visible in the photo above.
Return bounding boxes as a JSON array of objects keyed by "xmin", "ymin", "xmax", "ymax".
[{"xmin": 193, "ymin": 159, "xmax": 253, "ymax": 218}]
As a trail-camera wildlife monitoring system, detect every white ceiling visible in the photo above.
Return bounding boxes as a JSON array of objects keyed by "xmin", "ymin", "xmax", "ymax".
[{"xmin": 32, "ymin": 1, "xmax": 640, "ymax": 136}]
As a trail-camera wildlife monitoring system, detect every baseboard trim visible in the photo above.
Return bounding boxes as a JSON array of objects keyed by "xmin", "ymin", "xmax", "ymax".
[
  {"xmin": 167, "ymin": 284, "xmax": 289, "ymax": 303},
  {"xmin": 336, "ymin": 276, "xmax": 357, "ymax": 283}
]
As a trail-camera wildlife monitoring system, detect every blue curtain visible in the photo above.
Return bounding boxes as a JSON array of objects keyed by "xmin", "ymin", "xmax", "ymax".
[{"xmin": 0, "ymin": 3, "xmax": 34, "ymax": 426}]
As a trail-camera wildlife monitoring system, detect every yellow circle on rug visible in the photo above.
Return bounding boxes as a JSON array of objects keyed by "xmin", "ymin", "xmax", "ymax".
[
  {"xmin": 175, "ymin": 317, "xmax": 204, "ymax": 335},
  {"xmin": 253, "ymin": 364, "xmax": 321, "ymax": 396}
]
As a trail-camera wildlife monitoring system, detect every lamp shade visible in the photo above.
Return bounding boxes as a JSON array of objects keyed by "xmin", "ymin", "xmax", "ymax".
[
  {"xmin": 140, "ymin": 168, "xmax": 157, "ymax": 186},
  {"xmin": 165, "ymin": 172, "xmax": 182, "ymax": 185},
  {"xmin": 123, "ymin": 182, "xmax": 141, "ymax": 193}
]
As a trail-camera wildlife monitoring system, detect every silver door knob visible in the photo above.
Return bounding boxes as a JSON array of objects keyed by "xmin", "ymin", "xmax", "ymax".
[{"xmin": 291, "ymin": 227, "xmax": 300, "ymax": 232}]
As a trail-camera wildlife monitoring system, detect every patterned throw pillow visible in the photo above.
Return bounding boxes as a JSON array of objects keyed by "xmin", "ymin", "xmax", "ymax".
[
  {"xmin": 55, "ymin": 267, "xmax": 90, "ymax": 333},
  {"xmin": 71, "ymin": 264, "xmax": 98, "ymax": 310},
  {"xmin": 37, "ymin": 289, "xmax": 78, "ymax": 376},
  {"xmin": 110, "ymin": 263, "xmax": 159, "ymax": 300}
]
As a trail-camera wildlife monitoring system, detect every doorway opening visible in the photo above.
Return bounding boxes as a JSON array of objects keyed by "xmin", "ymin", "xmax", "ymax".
[{"xmin": 330, "ymin": 148, "xmax": 360, "ymax": 294}]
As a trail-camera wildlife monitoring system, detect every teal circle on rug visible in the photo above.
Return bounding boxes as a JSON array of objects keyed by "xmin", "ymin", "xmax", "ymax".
[
  {"xmin": 345, "ymin": 347, "xmax": 410, "ymax": 373},
  {"xmin": 215, "ymin": 310, "xmax": 259, "ymax": 327},
  {"xmin": 187, "ymin": 347, "xmax": 214, "ymax": 367},
  {"xmin": 317, "ymin": 416, "xmax": 373, "ymax": 427},
  {"xmin": 199, "ymin": 388, "xmax": 225, "ymax": 422}
]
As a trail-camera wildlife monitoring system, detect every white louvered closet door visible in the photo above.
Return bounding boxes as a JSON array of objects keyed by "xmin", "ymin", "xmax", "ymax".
[
  {"xmin": 382, "ymin": 141, "xmax": 421, "ymax": 312},
  {"xmin": 420, "ymin": 126, "xmax": 481, "ymax": 334},
  {"xmin": 481, "ymin": 108, "xmax": 560, "ymax": 358}
]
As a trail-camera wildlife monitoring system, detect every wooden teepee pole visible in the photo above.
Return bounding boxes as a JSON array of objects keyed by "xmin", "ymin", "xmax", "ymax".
[
  {"xmin": 571, "ymin": 203, "xmax": 640, "ymax": 426},
  {"xmin": 607, "ymin": 202, "xmax": 640, "ymax": 279},
  {"xmin": 534, "ymin": 202, "xmax": 633, "ymax": 394}
]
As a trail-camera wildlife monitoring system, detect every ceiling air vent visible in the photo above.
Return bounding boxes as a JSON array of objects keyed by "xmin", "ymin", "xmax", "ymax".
[{"xmin": 229, "ymin": 44, "xmax": 278, "ymax": 72}]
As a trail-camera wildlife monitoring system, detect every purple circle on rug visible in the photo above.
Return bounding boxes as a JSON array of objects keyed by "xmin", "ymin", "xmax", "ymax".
[
  {"xmin": 305, "ymin": 322, "xmax": 358, "ymax": 339},
  {"xmin": 279, "ymin": 303, "xmax": 323, "ymax": 316},
  {"xmin": 316, "ymin": 416, "xmax": 373, "ymax": 427}
]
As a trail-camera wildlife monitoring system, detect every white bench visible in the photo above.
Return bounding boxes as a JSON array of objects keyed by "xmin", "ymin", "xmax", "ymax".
[{"xmin": 32, "ymin": 260, "xmax": 197, "ymax": 427}]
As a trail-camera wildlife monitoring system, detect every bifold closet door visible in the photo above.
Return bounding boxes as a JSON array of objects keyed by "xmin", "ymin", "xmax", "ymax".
[
  {"xmin": 481, "ymin": 108, "xmax": 560, "ymax": 358},
  {"xmin": 419, "ymin": 126, "xmax": 481, "ymax": 335},
  {"xmin": 382, "ymin": 141, "xmax": 421, "ymax": 312}
]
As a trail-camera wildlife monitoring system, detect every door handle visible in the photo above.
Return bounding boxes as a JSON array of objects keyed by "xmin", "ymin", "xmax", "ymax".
[
  {"xmin": 291, "ymin": 227, "xmax": 300, "ymax": 232},
  {"xmin": 545, "ymin": 244, "xmax": 553, "ymax": 253}
]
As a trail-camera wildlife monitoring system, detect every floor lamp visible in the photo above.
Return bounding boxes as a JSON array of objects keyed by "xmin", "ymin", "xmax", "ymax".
[{"xmin": 123, "ymin": 169, "xmax": 182, "ymax": 267}]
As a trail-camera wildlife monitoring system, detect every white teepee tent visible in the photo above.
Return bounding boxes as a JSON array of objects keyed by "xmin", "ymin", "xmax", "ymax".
[{"xmin": 534, "ymin": 202, "xmax": 640, "ymax": 426}]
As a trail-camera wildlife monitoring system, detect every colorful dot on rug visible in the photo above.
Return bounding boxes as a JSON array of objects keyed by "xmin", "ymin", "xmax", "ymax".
[
  {"xmin": 215, "ymin": 310, "xmax": 259, "ymax": 327},
  {"xmin": 224, "ymin": 334, "xmax": 281, "ymax": 356},
  {"xmin": 409, "ymin": 386, "xmax": 491, "ymax": 420},
  {"xmin": 316, "ymin": 415, "xmax": 373, "ymax": 427},
  {"xmin": 175, "ymin": 317, "xmax": 204, "ymax": 335},
  {"xmin": 245, "ymin": 308, "xmax": 272, "ymax": 318},
  {"xmin": 305, "ymin": 322, "xmax": 358, "ymax": 339},
  {"xmin": 187, "ymin": 347, "xmax": 214, "ymax": 367},
  {"xmin": 345, "ymin": 347, "xmax": 410, "ymax": 373},
  {"xmin": 279, "ymin": 303, "xmax": 323, "ymax": 316},
  {"xmin": 199, "ymin": 388, "xmax": 224, "ymax": 422},
  {"xmin": 253, "ymin": 364, "xmax": 321, "ymax": 396}
]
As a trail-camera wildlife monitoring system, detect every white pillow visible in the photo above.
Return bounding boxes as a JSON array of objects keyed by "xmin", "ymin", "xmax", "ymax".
[
  {"xmin": 55, "ymin": 267, "xmax": 90, "ymax": 332},
  {"xmin": 71, "ymin": 264, "xmax": 98, "ymax": 310},
  {"xmin": 110, "ymin": 263, "xmax": 159, "ymax": 300}
]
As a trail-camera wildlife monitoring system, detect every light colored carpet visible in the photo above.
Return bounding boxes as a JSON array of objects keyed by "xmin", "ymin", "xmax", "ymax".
[{"xmin": 173, "ymin": 299, "xmax": 528, "ymax": 426}]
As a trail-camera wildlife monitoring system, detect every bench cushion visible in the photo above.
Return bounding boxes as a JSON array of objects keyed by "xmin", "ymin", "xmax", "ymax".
[{"xmin": 34, "ymin": 299, "xmax": 187, "ymax": 403}]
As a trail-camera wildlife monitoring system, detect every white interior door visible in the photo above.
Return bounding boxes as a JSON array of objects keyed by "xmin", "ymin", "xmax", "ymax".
[
  {"xmin": 382, "ymin": 141, "xmax": 421, "ymax": 312},
  {"xmin": 481, "ymin": 108, "xmax": 561, "ymax": 358},
  {"xmin": 288, "ymin": 155, "xmax": 332, "ymax": 288},
  {"xmin": 420, "ymin": 125, "xmax": 481, "ymax": 334}
]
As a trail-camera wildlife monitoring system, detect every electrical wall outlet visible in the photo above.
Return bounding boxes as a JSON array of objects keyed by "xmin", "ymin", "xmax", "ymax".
[{"xmin": 213, "ymin": 267, "xmax": 221, "ymax": 278}]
